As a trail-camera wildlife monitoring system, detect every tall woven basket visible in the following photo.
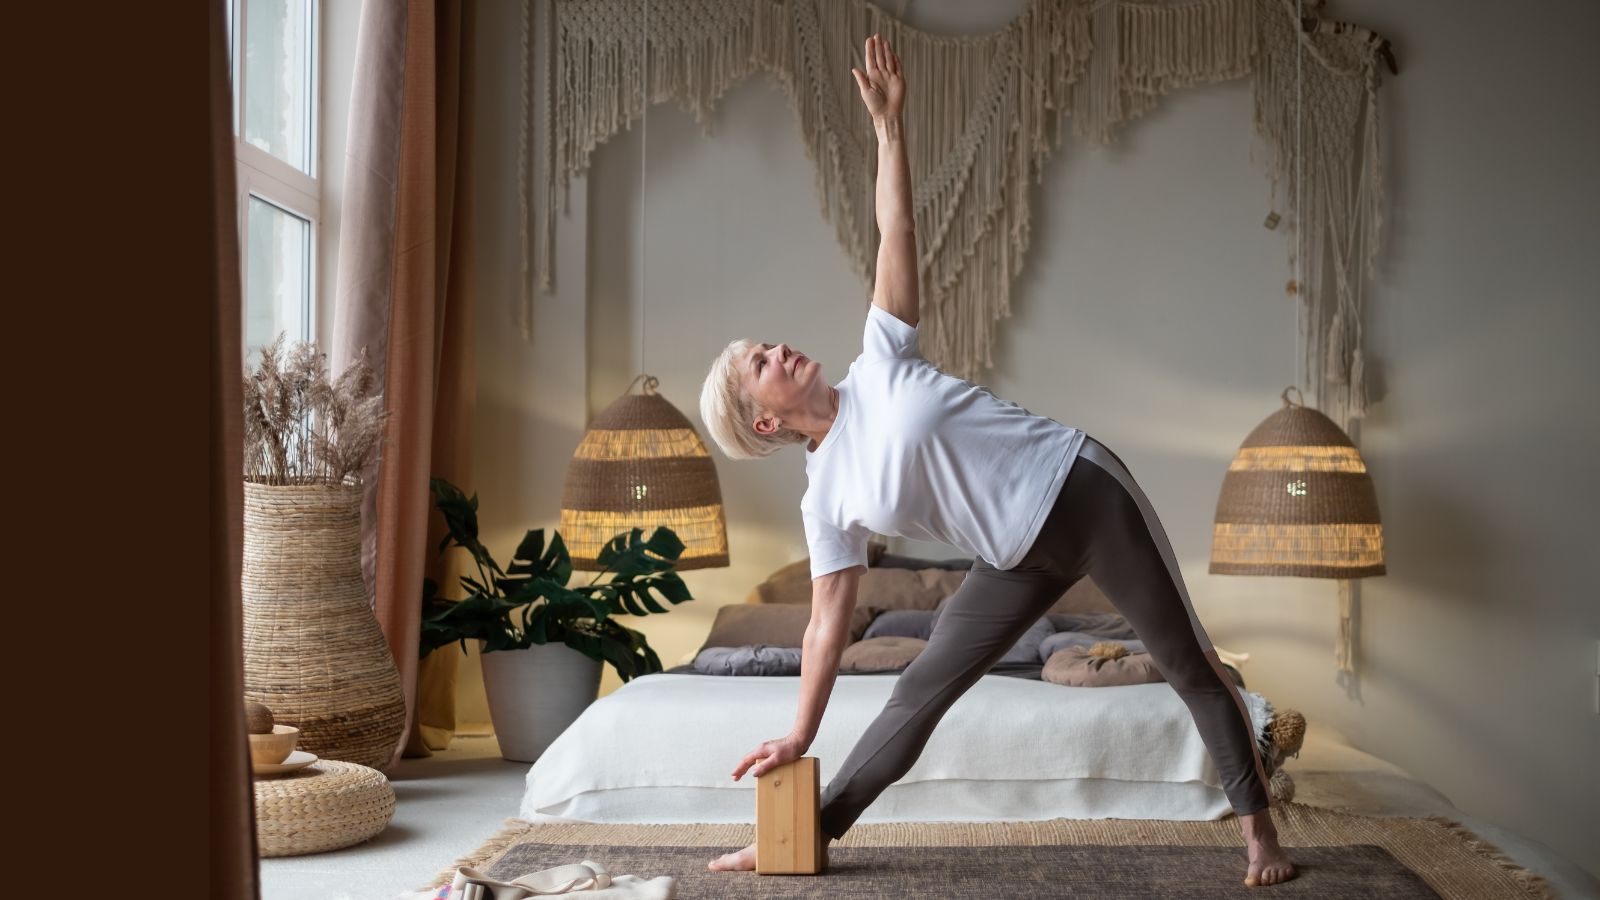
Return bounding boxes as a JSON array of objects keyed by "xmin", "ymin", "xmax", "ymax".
[{"xmin": 242, "ymin": 482, "xmax": 406, "ymax": 770}]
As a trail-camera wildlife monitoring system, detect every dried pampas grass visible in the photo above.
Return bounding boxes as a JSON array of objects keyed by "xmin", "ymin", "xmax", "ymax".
[{"xmin": 243, "ymin": 335, "xmax": 387, "ymax": 485}]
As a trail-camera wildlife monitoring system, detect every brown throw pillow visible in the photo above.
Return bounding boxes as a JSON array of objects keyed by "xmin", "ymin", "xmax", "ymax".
[
  {"xmin": 891, "ymin": 568, "xmax": 967, "ymax": 610},
  {"xmin": 1041, "ymin": 646, "xmax": 1165, "ymax": 687},
  {"xmin": 753, "ymin": 564, "xmax": 967, "ymax": 611},
  {"xmin": 701, "ymin": 604, "xmax": 882, "ymax": 650},
  {"xmin": 839, "ymin": 636, "xmax": 928, "ymax": 673},
  {"xmin": 754, "ymin": 559, "xmax": 815, "ymax": 604},
  {"xmin": 855, "ymin": 568, "xmax": 966, "ymax": 611}
]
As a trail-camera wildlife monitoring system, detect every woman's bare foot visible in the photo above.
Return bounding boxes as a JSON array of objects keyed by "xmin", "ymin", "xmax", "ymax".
[
  {"xmin": 1241, "ymin": 809, "xmax": 1296, "ymax": 886},
  {"xmin": 707, "ymin": 843, "xmax": 757, "ymax": 871}
]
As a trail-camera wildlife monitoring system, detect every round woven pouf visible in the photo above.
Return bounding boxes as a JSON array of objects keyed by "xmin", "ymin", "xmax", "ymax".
[{"xmin": 254, "ymin": 760, "xmax": 395, "ymax": 857}]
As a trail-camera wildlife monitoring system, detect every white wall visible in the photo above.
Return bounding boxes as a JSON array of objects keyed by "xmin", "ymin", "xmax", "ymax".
[{"xmin": 473, "ymin": 0, "xmax": 1599, "ymax": 873}]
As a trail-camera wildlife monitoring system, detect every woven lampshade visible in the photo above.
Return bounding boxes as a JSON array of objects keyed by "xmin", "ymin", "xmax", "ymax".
[
  {"xmin": 1210, "ymin": 389, "xmax": 1385, "ymax": 579},
  {"xmin": 560, "ymin": 376, "xmax": 729, "ymax": 570}
]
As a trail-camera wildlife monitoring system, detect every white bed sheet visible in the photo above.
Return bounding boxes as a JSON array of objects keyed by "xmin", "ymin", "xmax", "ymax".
[{"xmin": 520, "ymin": 673, "xmax": 1271, "ymax": 825}]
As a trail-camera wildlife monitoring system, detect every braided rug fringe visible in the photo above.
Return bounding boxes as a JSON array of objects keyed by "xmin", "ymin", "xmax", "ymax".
[
  {"xmin": 1425, "ymin": 816, "xmax": 1560, "ymax": 900},
  {"xmin": 538, "ymin": 0, "xmax": 1383, "ymax": 390}
]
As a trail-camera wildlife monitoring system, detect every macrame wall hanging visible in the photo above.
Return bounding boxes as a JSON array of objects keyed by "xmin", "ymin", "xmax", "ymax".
[{"xmin": 519, "ymin": 0, "xmax": 1393, "ymax": 421}]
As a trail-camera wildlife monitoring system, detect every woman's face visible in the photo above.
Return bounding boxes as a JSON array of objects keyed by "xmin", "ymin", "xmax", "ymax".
[{"xmin": 739, "ymin": 342, "xmax": 823, "ymax": 431}]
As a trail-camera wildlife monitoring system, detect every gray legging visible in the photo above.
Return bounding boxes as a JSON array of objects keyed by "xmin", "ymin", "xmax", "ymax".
[{"xmin": 818, "ymin": 438, "xmax": 1270, "ymax": 837}]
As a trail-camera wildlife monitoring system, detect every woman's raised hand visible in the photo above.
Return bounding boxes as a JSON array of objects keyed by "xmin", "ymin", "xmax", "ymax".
[
  {"xmin": 851, "ymin": 34, "xmax": 905, "ymax": 122},
  {"xmin": 731, "ymin": 731, "xmax": 808, "ymax": 781}
]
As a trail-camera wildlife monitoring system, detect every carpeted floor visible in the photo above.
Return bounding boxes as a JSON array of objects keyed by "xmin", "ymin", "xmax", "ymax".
[
  {"xmin": 432, "ymin": 805, "xmax": 1552, "ymax": 900},
  {"xmin": 485, "ymin": 843, "xmax": 1436, "ymax": 899}
]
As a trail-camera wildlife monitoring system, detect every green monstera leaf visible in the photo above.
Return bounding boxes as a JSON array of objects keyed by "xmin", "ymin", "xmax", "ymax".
[
  {"xmin": 417, "ymin": 479, "xmax": 694, "ymax": 685},
  {"xmin": 429, "ymin": 478, "xmax": 502, "ymax": 579}
]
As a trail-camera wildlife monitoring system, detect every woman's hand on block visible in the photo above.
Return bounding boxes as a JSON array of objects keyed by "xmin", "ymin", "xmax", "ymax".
[{"xmin": 733, "ymin": 732, "xmax": 808, "ymax": 781}]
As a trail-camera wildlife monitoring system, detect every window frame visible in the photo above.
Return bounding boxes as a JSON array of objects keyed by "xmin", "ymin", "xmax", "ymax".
[{"xmin": 232, "ymin": 0, "xmax": 323, "ymax": 354}]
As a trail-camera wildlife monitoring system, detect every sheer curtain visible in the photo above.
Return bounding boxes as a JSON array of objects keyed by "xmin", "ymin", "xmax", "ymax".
[{"xmin": 334, "ymin": 0, "xmax": 478, "ymax": 765}]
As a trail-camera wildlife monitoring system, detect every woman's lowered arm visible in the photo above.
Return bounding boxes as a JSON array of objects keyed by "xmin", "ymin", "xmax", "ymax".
[
  {"xmin": 730, "ymin": 565, "xmax": 860, "ymax": 780},
  {"xmin": 852, "ymin": 35, "xmax": 917, "ymax": 329}
]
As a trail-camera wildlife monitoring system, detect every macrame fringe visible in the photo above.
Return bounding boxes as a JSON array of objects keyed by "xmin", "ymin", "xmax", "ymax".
[
  {"xmin": 1326, "ymin": 311, "xmax": 1349, "ymax": 385},
  {"xmin": 517, "ymin": 0, "xmax": 532, "ymax": 336},
  {"xmin": 1349, "ymin": 346, "xmax": 1367, "ymax": 416},
  {"xmin": 539, "ymin": 0, "xmax": 1384, "ymax": 391},
  {"xmin": 1335, "ymin": 577, "xmax": 1355, "ymax": 674},
  {"xmin": 1253, "ymin": 0, "xmax": 1382, "ymax": 420},
  {"xmin": 1119, "ymin": 0, "xmax": 1257, "ymax": 123}
]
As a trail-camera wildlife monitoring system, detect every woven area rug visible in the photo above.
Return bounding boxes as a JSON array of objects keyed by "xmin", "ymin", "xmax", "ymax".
[{"xmin": 424, "ymin": 804, "xmax": 1554, "ymax": 899}]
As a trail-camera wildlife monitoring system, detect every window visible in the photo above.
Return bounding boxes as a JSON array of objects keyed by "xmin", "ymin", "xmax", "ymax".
[{"xmin": 231, "ymin": 0, "xmax": 320, "ymax": 362}]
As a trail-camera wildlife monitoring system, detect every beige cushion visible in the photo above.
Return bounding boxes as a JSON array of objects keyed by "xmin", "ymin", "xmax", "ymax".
[
  {"xmin": 701, "ymin": 603, "xmax": 880, "ymax": 650},
  {"xmin": 862, "ymin": 568, "xmax": 967, "ymax": 611},
  {"xmin": 839, "ymin": 636, "xmax": 928, "ymax": 673},
  {"xmin": 753, "ymin": 559, "xmax": 815, "ymax": 604},
  {"xmin": 1041, "ymin": 646, "xmax": 1165, "ymax": 687},
  {"xmin": 753, "ymin": 561, "xmax": 1115, "ymax": 614},
  {"xmin": 756, "ymin": 564, "xmax": 967, "ymax": 611}
]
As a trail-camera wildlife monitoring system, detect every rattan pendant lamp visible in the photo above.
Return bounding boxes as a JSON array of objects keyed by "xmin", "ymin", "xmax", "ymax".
[
  {"xmin": 1210, "ymin": 388, "xmax": 1384, "ymax": 673},
  {"xmin": 560, "ymin": 376, "xmax": 730, "ymax": 570},
  {"xmin": 559, "ymin": 0, "xmax": 729, "ymax": 571}
]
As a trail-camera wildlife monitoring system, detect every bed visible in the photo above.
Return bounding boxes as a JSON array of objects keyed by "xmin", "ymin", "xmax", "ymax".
[
  {"xmin": 519, "ymin": 557, "xmax": 1282, "ymax": 826},
  {"xmin": 521, "ymin": 673, "xmax": 1272, "ymax": 824}
]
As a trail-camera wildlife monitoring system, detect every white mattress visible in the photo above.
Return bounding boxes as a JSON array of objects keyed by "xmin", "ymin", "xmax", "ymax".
[{"xmin": 520, "ymin": 673, "xmax": 1271, "ymax": 825}]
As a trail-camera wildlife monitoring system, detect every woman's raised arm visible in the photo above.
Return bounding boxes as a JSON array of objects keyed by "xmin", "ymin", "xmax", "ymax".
[{"xmin": 852, "ymin": 35, "xmax": 918, "ymax": 328}]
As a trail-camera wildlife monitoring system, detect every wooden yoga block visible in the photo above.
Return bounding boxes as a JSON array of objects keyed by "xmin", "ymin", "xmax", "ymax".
[{"xmin": 755, "ymin": 757, "xmax": 825, "ymax": 875}]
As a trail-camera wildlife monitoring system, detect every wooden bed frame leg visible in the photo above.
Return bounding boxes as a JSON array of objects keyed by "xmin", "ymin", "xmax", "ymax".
[{"xmin": 755, "ymin": 757, "xmax": 824, "ymax": 875}]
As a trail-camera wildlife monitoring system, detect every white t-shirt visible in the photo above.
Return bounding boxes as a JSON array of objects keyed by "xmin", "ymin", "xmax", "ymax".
[{"xmin": 802, "ymin": 306, "xmax": 1084, "ymax": 578}]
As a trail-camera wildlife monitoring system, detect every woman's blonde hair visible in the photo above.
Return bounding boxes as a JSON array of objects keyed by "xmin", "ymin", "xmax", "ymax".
[{"xmin": 700, "ymin": 339, "xmax": 808, "ymax": 460}]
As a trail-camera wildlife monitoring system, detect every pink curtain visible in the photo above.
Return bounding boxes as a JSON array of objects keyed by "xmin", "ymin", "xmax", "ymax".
[{"xmin": 335, "ymin": 0, "xmax": 477, "ymax": 765}]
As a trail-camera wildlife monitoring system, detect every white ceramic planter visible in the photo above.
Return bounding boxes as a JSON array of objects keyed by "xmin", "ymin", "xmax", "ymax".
[{"xmin": 479, "ymin": 642, "xmax": 603, "ymax": 762}]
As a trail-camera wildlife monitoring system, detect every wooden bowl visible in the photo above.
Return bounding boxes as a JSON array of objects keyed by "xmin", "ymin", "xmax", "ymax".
[{"xmin": 249, "ymin": 725, "xmax": 300, "ymax": 765}]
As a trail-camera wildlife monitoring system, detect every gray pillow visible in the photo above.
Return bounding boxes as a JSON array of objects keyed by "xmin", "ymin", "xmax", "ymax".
[
  {"xmin": 998, "ymin": 617, "xmax": 1056, "ymax": 665},
  {"xmin": 1039, "ymin": 630, "xmax": 1146, "ymax": 664},
  {"xmin": 863, "ymin": 608, "xmax": 943, "ymax": 641},
  {"xmin": 693, "ymin": 644, "xmax": 802, "ymax": 676},
  {"xmin": 1046, "ymin": 612, "xmax": 1139, "ymax": 641}
]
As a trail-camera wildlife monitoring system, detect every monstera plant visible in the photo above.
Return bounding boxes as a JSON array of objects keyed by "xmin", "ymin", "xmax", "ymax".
[{"xmin": 419, "ymin": 478, "xmax": 693, "ymax": 683}]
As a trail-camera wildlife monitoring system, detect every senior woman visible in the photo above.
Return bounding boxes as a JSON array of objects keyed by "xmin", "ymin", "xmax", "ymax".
[{"xmin": 698, "ymin": 35, "xmax": 1294, "ymax": 886}]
